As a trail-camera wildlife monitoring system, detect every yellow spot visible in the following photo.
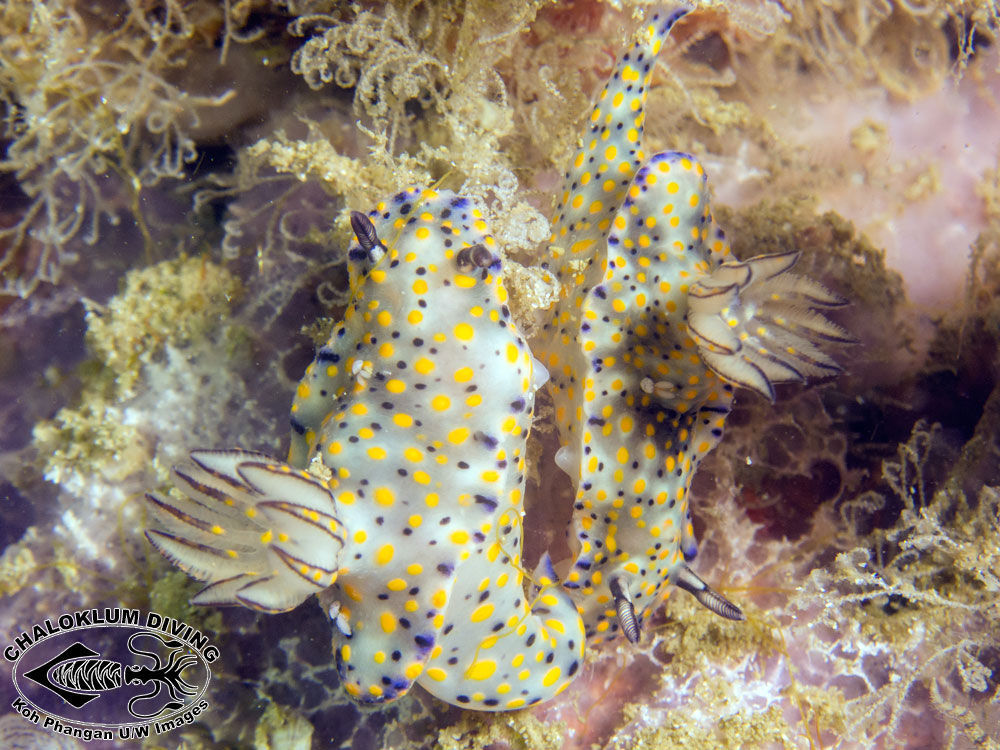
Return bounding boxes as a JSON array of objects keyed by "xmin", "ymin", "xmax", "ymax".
[
  {"xmin": 454, "ymin": 322, "xmax": 475, "ymax": 340},
  {"xmin": 467, "ymin": 659, "xmax": 497, "ymax": 680},
  {"xmin": 386, "ymin": 378, "xmax": 406, "ymax": 393},
  {"xmin": 407, "ymin": 310, "xmax": 423, "ymax": 324},
  {"xmin": 374, "ymin": 487, "xmax": 395, "ymax": 506},
  {"xmin": 448, "ymin": 427, "xmax": 470, "ymax": 444},
  {"xmin": 415, "ymin": 357, "xmax": 435, "ymax": 374},
  {"xmin": 405, "ymin": 663, "xmax": 423, "ymax": 680},
  {"xmin": 415, "ymin": 226, "xmax": 430, "ymax": 240},
  {"xmin": 542, "ymin": 666, "xmax": 561, "ymax": 687},
  {"xmin": 450, "ymin": 530, "xmax": 470, "ymax": 545},
  {"xmin": 378, "ymin": 342, "xmax": 394, "ymax": 358},
  {"xmin": 426, "ymin": 667, "xmax": 447, "ymax": 682},
  {"xmin": 413, "ymin": 470, "xmax": 431, "ymax": 484},
  {"xmin": 454, "ymin": 366, "xmax": 474, "ymax": 382},
  {"xmin": 367, "ymin": 446, "xmax": 386, "ymax": 460},
  {"xmin": 341, "ymin": 644, "xmax": 351, "ymax": 661},
  {"xmin": 353, "ymin": 529, "xmax": 366, "ymax": 543},
  {"xmin": 408, "ymin": 514, "xmax": 423, "ymax": 527},
  {"xmin": 470, "ymin": 603, "xmax": 495, "ymax": 623},
  {"xmin": 379, "ymin": 612, "xmax": 396, "ymax": 633},
  {"xmin": 344, "ymin": 583, "xmax": 362, "ymax": 602},
  {"xmin": 394, "ymin": 413, "xmax": 414, "ymax": 428},
  {"xmin": 616, "ymin": 446, "xmax": 629, "ymax": 464},
  {"xmin": 431, "ymin": 395, "xmax": 451, "ymax": 411},
  {"xmin": 387, "ymin": 578, "xmax": 407, "ymax": 591},
  {"xmin": 407, "ymin": 563, "xmax": 423, "ymax": 575},
  {"xmin": 375, "ymin": 544, "xmax": 394, "ymax": 565},
  {"xmin": 412, "ymin": 279, "xmax": 428, "ymax": 294}
]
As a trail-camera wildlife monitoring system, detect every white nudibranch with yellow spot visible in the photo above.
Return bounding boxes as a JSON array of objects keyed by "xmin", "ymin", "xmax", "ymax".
[
  {"xmin": 146, "ymin": 187, "xmax": 585, "ymax": 711},
  {"xmin": 538, "ymin": 5, "xmax": 852, "ymax": 643}
]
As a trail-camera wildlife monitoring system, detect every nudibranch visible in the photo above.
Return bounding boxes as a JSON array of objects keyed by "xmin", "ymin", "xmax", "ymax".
[
  {"xmin": 146, "ymin": 187, "xmax": 585, "ymax": 711},
  {"xmin": 538, "ymin": 5, "xmax": 851, "ymax": 642}
]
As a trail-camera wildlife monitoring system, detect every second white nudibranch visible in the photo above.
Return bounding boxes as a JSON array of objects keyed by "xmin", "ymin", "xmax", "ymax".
[{"xmin": 537, "ymin": 7, "xmax": 851, "ymax": 643}]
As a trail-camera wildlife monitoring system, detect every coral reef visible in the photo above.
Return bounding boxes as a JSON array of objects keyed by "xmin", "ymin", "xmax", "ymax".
[
  {"xmin": 1, "ymin": 0, "xmax": 998, "ymax": 748},
  {"xmin": 0, "ymin": 0, "xmax": 237, "ymax": 298}
]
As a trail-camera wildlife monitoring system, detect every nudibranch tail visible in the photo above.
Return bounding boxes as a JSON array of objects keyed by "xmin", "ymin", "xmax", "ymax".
[
  {"xmin": 145, "ymin": 449, "xmax": 345, "ymax": 613},
  {"xmin": 687, "ymin": 250, "xmax": 853, "ymax": 401},
  {"xmin": 418, "ymin": 553, "xmax": 585, "ymax": 711},
  {"xmin": 548, "ymin": 4, "xmax": 692, "ymax": 287}
]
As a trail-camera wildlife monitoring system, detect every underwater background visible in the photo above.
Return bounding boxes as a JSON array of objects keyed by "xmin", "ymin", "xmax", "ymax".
[{"xmin": 1, "ymin": 0, "xmax": 999, "ymax": 747}]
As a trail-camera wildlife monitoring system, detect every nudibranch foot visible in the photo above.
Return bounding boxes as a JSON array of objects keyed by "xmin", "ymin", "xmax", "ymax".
[
  {"xmin": 145, "ymin": 449, "xmax": 344, "ymax": 614},
  {"xmin": 687, "ymin": 250, "xmax": 853, "ymax": 401},
  {"xmin": 418, "ymin": 553, "xmax": 585, "ymax": 711}
]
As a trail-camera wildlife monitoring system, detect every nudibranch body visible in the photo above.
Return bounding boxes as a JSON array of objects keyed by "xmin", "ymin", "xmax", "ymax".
[
  {"xmin": 147, "ymin": 188, "xmax": 585, "ymax": 711},
  {"xmin": 538, "ymin": 6, "xmax": 850, "ymax": 642}
]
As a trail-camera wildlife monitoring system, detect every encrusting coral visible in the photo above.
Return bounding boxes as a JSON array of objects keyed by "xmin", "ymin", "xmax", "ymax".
[
  {"xmin": 794, "ymin": 422, "xmax": 1000, "ymax": 749},
  {"xmin": 0, "ymin": 0, "xmax": 239, "ymax": 298},
  {"xmin": 33, "ymin": 255, "xmax": 242, "ymax": 489}
]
